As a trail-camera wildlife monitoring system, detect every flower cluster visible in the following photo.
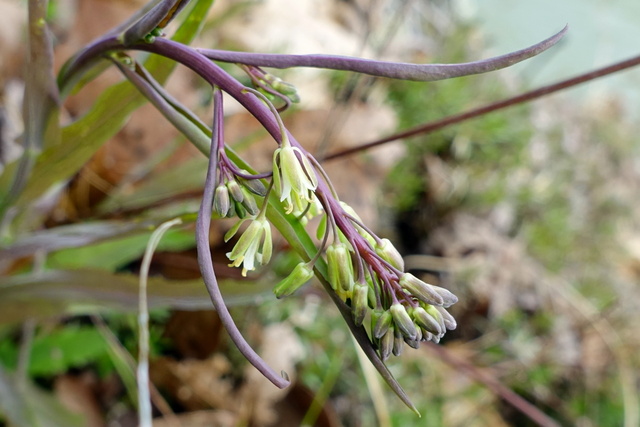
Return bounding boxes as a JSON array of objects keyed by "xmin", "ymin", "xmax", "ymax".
[
  {"xmin": 216, "ymin": 84, "xmax": 459, "ymax": 359},
  {"xmin": 216, "ymin": 99, "xmax": 457, "ymax": 360},
  {"xmin": 316, "ymin": 200, "xmax": 458, "ymax": 359},
  {"xmin": 53, "ymin": 0, "xmax": 566, "ymax": 403},
  {"xmin": 213, "ymin": 151, "xmax": 267, "ymax": 219}
]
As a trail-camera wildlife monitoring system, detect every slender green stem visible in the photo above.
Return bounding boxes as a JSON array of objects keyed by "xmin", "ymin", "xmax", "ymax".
[{"xmin": 138, "ymin": 217, "xmax": 183, "ymax": 427}]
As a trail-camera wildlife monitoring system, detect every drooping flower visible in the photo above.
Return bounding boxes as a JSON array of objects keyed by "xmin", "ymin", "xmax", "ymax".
[
  {"xmin": 225, "ymin": 213, "xmax": 272, "ymax": 276},
  {"xmin": 272, "ymin": 135, "xmax": 318, "ymax": 214}
]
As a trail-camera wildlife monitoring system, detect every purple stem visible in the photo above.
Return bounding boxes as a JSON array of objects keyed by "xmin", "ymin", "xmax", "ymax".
[
  {"xmin": 196, "ymin": 88, "xmax": 289, "ymax": 389},
  {"xmin": 59, "ymin": 33, "xmax": 417, "ymax": 406},
  {"xmin": 122, "ymin": 0, "xmax": 186, "ymax": 46},
  {"xmin": 196, "ymin": 26, "xmax": 567, "ymax": 82}
]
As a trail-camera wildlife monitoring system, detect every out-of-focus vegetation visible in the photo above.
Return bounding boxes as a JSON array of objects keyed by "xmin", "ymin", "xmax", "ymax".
[{"xmin": 1, "ymin": 1, "xmax": 639, "ymax": 426}]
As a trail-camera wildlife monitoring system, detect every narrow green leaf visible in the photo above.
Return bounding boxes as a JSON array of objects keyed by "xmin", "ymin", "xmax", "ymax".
[
  {"xmin": 46, "ymin": 228, "xmax": 195, "ymax": 271},
  {"xmin": 0, "ymin": 269, "xmax": 272, "ymax": 325},
  {"xmin": 11, "ymin": 0, "xmax": 215, "ymax": 220},
  {"xmin": 0, "ymin": 219, "xmax": 170, "ymax": 261},
  {"xmin": 0, "ymin": 0, "xmax": 60, "ymax": 222}
]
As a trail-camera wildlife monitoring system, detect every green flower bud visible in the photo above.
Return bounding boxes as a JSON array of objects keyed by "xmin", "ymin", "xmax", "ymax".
[
  {"xmin": 273, "ymin": 262, "xmax": 314, "ymax": 298},
  {"xmin": 272, "ymin": 78, "xmax": 300, "ymax": 103},
  {"xmin": 435, "ymin": 306, "xmax": 457, "ymax": 330},
  {"xmin": 240, "ymin": 187, "xmax": 259, "ymax": 216},
  {"xmin": 234, "ymin": 200, "xmax": 247, "ymax": 219},
  {"xmin": 351, "ymin": 284, "xmax": 369, "ymax": 326},
  {"xmin": 375, "ymin": 238, "xmax": 405, "ymax": 271},
  {"xmin": 226, "ymin": 199, "xmax": 236, "ymax": 218},
  {"xmin": 379, "ymin": 328, "xmax": 394, "ymax": 361},
  {"xmin": 414, "ymin": 327, "xmax": 423, "ymax": 342},
  {"xmin": 410, "ymin": 306, "xmax": 443, "ymax": 336},
  {"xmin": 433, "ymin": 286, "xmax": 458, "ymax": 308},
  {"xmin": 339, "ymin": 202, "xmax": 376, "ymax": 246},
  {"xmin": 214, "ymin": 184, "xmax": 230, "ymax": 217},
  {"xmin": 392, "ymin": 330, "xmax": 404, "ymax": 357},
  {"xmin": 390, "ymin": 303, "xmax": 418, "ymax": 341},
  {"xmin": 372, "ymin": 309, "xmax": 392, "ymax": 339},
  {"xmin": 260, "ymin": 72, "xmax": 300, "ymax": 102},
  {"xmin": 237, "ymin": 170, "xmax": 267, "ymax": 196},
  {"xmin": 226, "ymin": 179, "xmax": 244, "ymax": 203},
  {"xmin": 403, "ymin": 337, "xmax": 420, "ymax": 349},
  {"xmin": 424, "ymin": 304, "xmax": 446, "ymax": 333},
  {"xmin": 421, "ymin": 330, "xmax": 434, "ymax": 342},
  {"xmin": 399, "ymin": 273, "xmax": 444, "ymax": 306},
  {"xmin": 326, "ymin": 243, "xmax": 354, "ymax": 293}
]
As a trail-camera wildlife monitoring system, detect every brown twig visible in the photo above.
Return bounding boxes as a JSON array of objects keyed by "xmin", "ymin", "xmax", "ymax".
[
  {"xmin": 323, "ymin": 53, "xmax": 640, "ymax": 161},
  {"xmin": 423, "ymin": 342, "xmax": 561, "ymax": 427}
]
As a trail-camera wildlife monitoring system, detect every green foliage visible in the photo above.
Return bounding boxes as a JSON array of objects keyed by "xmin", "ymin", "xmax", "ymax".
[
  {"xmin": 47, "ymin": 228, "xmax": 195, "ymax": 272},
  {"xmin": 0, "ymin": 326, "xmax": 109, "ymax": 377}
]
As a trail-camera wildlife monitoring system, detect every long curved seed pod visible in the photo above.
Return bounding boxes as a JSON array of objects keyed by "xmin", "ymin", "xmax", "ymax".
[{"xmin": 197, "ymin": 26, "xmax": 567, "ymax": 82}]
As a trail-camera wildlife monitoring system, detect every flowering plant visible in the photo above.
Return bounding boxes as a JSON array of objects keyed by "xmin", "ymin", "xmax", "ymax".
[{"xmin": 6, "ymin": 0, "xmax": 566, "ymax": 414}]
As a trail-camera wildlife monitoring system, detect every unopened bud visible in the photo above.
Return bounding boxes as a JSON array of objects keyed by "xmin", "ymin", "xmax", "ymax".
[
  {"xmin": 433, "ymin": 286, "xmax": 458, "ymax": 308},
  {"xmin": 339, "ymin": 202, "xmax": 375, "ymax": 246},
  {"xmin": 326, "ymin": 243, "xmax": 353, "ymax": 293},
  {"xmin": 226, "ymin": 200, "xmax": 236, "ymax": 218},
  {"xmin": 238, "ymin": 171, "xmax": 267, "ymax": 196},
  {"xmin": 424, "ymin": 304, "xmax": 446, "ymax": 333},
  {"xmin": 399, "ymin": 273, "xmax": 444, "ymax": 306},
  {"xmin": 403, "ymin": 337, "xmax": 420, "ymax": 349},
  {"xmin": 379, "ymin": 328, "xmax": 394, "ymax": 361},
  {"xmin": 226, "ymin": 179, "xmax": 244, "ymax": 203},
  {"xmin": 435, "ymin": 306, "xmax": 457, "ymax": 330},
  {"xmin": 214, "ymin": 185, "xmax": 230, "ymax": 217},
  {"xmin": 240, "ymin": 187, "xmax": 259, "ymax": 216},
  {"xmin": 410, "ymin": 306, "xmax": 442, "ymax": 336},
  {"xmin": 273, "ymin": 262, "xmax": 314, "ymax": 298},
  {"xmin": 390, "ymin": 303, "xmax": 418, "ymax": 341},
  {"xmin": 234, "ymin": 200, "xmax": 247, "ymax": 219},
  {"xmin": 375, "ymin": 238, "xmax": 405, "ymax": 271},
  {"xmin": 392, "ymin": 330, "xmax": 404, "ymax": 357},
  {"xmin": 422, "ymin": 330, "xmax": 434, "ymax": 342},
  {"xmin": 351, "ymin": 284, "xmax": 369, "ymax": 326},
  {"xmin": 274, "ymin": 80, "xmax": 300, "ymax": 103},
  {"xmin": 372, "ymin": 310, "xmax": 392, "ymax": 339}
]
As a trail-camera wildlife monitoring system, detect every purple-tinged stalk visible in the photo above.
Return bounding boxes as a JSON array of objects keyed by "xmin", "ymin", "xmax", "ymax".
[
  {"xmin": 54, "ymin": 14, "xmax": 567, "ymax": 410},
  {"xmin": 195, "ymin": 88, "xmax": 289, "ymax": 389},
  {"xmin": 121, "ymin": 0, "xmax": 191, "ymax": 46},
  {"xmin": 196, "ymin": 25, "xmax": 567, "ymax": 81}
]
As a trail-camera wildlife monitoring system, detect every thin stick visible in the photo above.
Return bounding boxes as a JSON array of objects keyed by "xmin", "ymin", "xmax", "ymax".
[
  {"xmin": 323, "ymin": 53, "xmax": 640, "ymax": 161},
  {"xmin": 423, "ymin": 342, "xmax": 561, "ymax": 427}
]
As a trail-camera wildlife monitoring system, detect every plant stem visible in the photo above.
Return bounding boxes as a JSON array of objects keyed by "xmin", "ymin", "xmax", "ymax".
[
  {"xmin": 195, "ymin": 89, "xmax": 289, "ymax": 389},
  {"xmin": 323, "ymin": 53, "xmax": 640, "ymax": 161}
]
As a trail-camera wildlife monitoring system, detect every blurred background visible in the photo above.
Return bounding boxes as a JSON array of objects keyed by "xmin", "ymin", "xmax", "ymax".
[{"xmin": 1, "ymin": 0, "xmax": 640, "ymax": 426}]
